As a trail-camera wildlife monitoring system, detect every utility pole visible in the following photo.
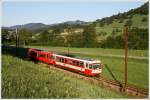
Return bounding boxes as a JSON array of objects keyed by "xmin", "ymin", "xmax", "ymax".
[
  {"xmin": 124, "ymin": 27, "xmax": 128, "ymax": 91},
  {"xmin": 15, "ymin": 28, "xmax": 18, "ymax": 56},
  {"xmin": 68, "ymin": 43, "xmax": 70, "ymax": 56}
]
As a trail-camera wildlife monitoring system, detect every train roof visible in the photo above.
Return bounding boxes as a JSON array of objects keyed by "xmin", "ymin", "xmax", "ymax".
[
  {"xmin": 29, "ymin": 48, "xmax": 43, "ymax": 51},
  {"xmin": 57, "ymin": 53, "xmax": 96, "ymax": 61}
]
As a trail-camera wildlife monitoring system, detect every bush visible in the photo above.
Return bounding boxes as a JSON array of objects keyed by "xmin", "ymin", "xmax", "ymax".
[{"xmin": 141, "ymin": 17, "xmax": 147, "ymax": 22}]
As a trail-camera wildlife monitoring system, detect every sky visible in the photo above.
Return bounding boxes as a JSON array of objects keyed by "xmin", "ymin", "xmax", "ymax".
[{"xmin": 2, "ymin": 1, "xmax": 145, "ymax": 27}]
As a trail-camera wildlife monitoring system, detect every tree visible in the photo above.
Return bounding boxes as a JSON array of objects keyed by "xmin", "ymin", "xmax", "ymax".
[
  {"xmin": 2, "ymin": 29, "xmax": 9, "ymax": 44},
  {"xmin": 128, "ymin": 28, "xmax": 148, "ymax": 49},
  {"xmin": 101, "ymin": 27, "xmax": 148, "ymax": 50},
  {"xmin": 38, "ymin": 30, "xmax": 50, "ymax": 45},
  {"xmin": 52, "ymin": 28, "xmax": 61, "ymax": 39},
  {"xmin": 82, "ymin": 26, "xmax": 97, "ymax": 47},
  {"xmin": 18, "ymin": 28, "xmax": 32, "ymax": 46},
  {"xmin": 124, "ymin": 19, "xmax": 132, "ymax": 27},
  {"xmin": 99, "ymin": 22, "xmax": 104, "ymax": 27},
  {"xmin": 141, "ymin": 17, "xmax": 147, "ymax": 22},
  {"xmin": 53, "ymin": 36, "xmax": 65, "ymax": 46},
  {"xmin": 119, "ymin": 18, "xmax": 124, "ymax": 23},
  {"xmin": 2, "ymin": 29, "xmax": 9, "ymax": 35},
  {"xmin": 65, "ymin": 27, "xmax": 75, "ymax": 47},
  {"xmin": 111, "ymin": 29, "xmax": 116, "ymax": 36}
]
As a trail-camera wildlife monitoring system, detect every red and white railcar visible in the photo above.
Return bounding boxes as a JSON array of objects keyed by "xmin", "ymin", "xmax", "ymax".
[{"xmin": 28, "ymin": 48, "xmax": 102, "ymax": 76}]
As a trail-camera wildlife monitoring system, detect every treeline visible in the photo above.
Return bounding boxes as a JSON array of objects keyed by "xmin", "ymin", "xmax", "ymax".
[
  {"xmin": 100, "ymin": 28, "xmax": 148, "ymax": 50},
  {"xmin": 2, "ymin": 26, "xmax": 148, "ymax": 50},
  {"xmin": 2, "ymin": 25, "xmax": 97, "ymax": 48},
  {"xmin": 35, "ymin": 25, "xmax": 97, "ymax": 47}
]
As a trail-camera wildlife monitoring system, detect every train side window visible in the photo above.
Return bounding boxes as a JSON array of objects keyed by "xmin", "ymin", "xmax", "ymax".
[
  {"xmin": 50, "ymin": 56, "xmax": 55, "ymax": 60},
  {"xmin": 86, "ymin": 63, "xmax": 88, "ymax": 68},
  {"xmin": 39, "ymin": 54, "xmax": 47, "ymax": 58},
  {"xmin": 61, "ymin": 58, "xmax": 64, "ymax": 63},
  {"xmin": 65, "ymin": 59, "xmax": 67, "ymax": 63},
  {"xmin": 44, "ymin": 55, "xmax": 47, "ymax": 58},
  {"xmin": 89, "ymin": 64, "xmax": 92, "ymax": 69},
  {"xmin": 73, "ymin": 61, "xmax": 76, "ymax": 65},
  {"xmin": 30, "ymin": 51, "xmax": 37, "ymax": 57},
  {"xmin": 76, "ymin": 61, "xmax": 79, "ymax": 66},
  {"xmin": 68, "ymin": 60, "xmax": 73, "ymax": 65},
  {"xmin": 46, "ymin": 54, "xmax": 48, "ymax": 58},
  {"xmin": 56, "ymin": 57, "xmax": 60, "ymax": 62},
  {"xmin": 79, "ymin": 62, "xmax": 83, "ymax": 67}
]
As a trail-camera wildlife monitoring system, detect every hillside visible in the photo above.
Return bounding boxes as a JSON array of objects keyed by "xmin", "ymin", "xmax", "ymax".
[
  {"xmin": 94, "ymin": 2, "xmax": 148, "ymax": 40},
  {"xmin": 2, "ymin": 54, "xmax": 132, "ymax": 98}
]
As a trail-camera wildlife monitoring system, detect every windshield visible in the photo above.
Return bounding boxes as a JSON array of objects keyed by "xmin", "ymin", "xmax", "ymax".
[{"xmin": 93, "ymin": 64, "xmax": 101, "ymax": 69}]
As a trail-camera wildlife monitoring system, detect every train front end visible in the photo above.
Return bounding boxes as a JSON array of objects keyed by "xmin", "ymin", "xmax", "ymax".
[{"xmin": 90, "ymin": 60, "xmax": 102, "ymax": 76}]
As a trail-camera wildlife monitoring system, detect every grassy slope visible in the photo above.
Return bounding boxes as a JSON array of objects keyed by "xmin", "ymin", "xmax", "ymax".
[
  {"xmin": 2, "ymin": 54, "xmax": 132, "ymax": 98},
  {"xmin": 132, "ymin": 14, "xmax": 148, "ymax": 28},
  {"xmin": 27, "ymin": 46, "xmax": 148, "ymax": 89},
  {"xmin": 95, "ymin": 14, "xmax": 148, "ymax": 39}
]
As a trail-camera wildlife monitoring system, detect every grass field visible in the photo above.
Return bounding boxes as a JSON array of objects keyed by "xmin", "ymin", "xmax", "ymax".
[
  {"xmin": 27, "ymin": 46, "xmax": 148, "ymax": 58},
  {"xmin": 2, "ymin": 54, "xmax": 133, "ymax": 98},
  {"xmin": 26, "ymin": 46, "xmax": 148, "ymax": 89}
]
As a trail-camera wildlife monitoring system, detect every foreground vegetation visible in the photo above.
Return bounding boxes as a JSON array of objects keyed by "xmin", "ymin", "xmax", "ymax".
[
  {"xmin": 27, "ymin": 46, "xmax": 148, "ymax": 89},
  {"xmin": 2, "ymin": 54, "xmax": 132, "ymax": 98}
]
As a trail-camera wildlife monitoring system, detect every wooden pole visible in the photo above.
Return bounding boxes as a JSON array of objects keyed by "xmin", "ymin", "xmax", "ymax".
[
  {"xmin": 124, "ymin": 27, "xmax": 128, "ymax": 90},
  {"xmin": 68, "ymin": 44, "xmax": 70, "ymax": 56},
  {"xmin": 15, "ymin": 28, "xmax": 18, "ymax": 56}
]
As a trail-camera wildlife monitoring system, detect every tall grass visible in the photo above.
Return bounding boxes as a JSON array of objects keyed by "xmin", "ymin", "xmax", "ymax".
[{"xmin": 2, "ymin": 54, "xmax": 132, "ymax": 98}]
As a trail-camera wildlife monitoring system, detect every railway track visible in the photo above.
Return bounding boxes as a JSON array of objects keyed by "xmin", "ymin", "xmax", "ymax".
[
  {"xmin": 39, "ymin": 62, "xmax": 149, "ymax": 98},
  {"xmin": 96, "ymin": 77, "xmax": 148, "ymax": 98}
]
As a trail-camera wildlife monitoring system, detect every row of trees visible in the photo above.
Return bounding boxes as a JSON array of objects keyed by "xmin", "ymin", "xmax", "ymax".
[
  {"xmin": 2, "ymin": 26, "xmax": 148, "ymax": 50},
  {"xmin": 2, "ymin": 28, "xmax": 33, "ymax": 46},
  {"xmin": 101, "ymin": 28, "xmax": 148, "ymax": 50},
  {"xmin": 36, "ymin": 26, "xmax": 97, "ymax": 47},
  {"xmin": 2, "ymin": 25, "xmax": 98, "ymax": 48}
]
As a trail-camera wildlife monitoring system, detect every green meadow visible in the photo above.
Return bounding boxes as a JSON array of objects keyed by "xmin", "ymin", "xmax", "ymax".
[{"xmin": 2, "ymin": 54, "xmax": 133, "ymax": 98}]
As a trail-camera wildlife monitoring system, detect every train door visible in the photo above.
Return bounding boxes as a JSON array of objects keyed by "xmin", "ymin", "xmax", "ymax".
[
  {"xmin": 48, "ymin": 54, "xmax": 56, "ymax": 65},
  {"xmin": 84, "ymin": 63, "xmax": 92, "ymax": 75},
  {"xmin": 45, "ymin": 54, "xmax": 50, "ymax": 63},
  {"xmin": 80, "ymin": 62, "xmax": 85, "ymax": 72}
]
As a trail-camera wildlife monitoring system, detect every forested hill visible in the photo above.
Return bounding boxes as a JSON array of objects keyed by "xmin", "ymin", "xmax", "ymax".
[
  {"xmin": 94, "ymin": 2, "xmax": 148, "ymax": 27},
  {"xmin": 91, "ymin": 2, "xmax": 148, "ymax": 49},
  {"xmin": 2, "ymin": 2, "xmax": 149, "ymax": 50}
]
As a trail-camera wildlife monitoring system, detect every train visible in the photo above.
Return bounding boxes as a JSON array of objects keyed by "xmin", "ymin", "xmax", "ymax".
[{"xmin": 28, "ymin": 48, "xmax": 102, "ymax": 76}]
